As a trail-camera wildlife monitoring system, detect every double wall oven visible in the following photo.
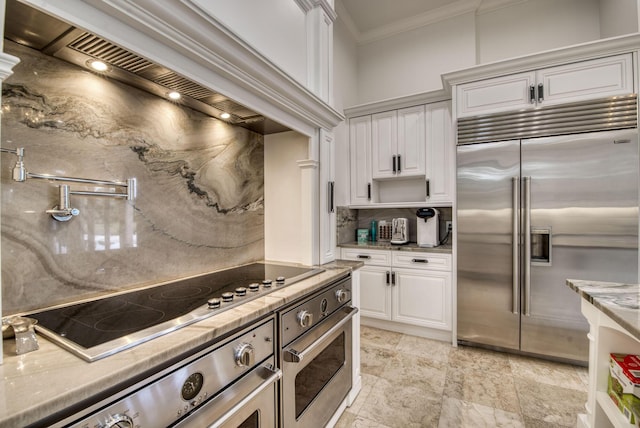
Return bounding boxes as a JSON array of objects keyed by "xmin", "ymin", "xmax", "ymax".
[{"xmin": 28, "ymin": 263, "xmax": 356, "ymax": 428}]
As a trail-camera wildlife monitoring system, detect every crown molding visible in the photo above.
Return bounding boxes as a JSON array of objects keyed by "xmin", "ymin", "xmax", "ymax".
[
  {"xmin": 295, "ymin": 0, "xmax": 337, "ymax": 22},
  {"xmin": 441, "ymin": 33, "xmax": 640, "ymax": 92},
  {"xmin": 0, "ymin": 52, "xmax": 20, "ymax": 81},
  {"xmin": 476, "ymin": 0, "xmax": 528, "ymax": 15},
  {"xmin": 344, "ymin": 89, "xmax": 450, "ymax": 118}
]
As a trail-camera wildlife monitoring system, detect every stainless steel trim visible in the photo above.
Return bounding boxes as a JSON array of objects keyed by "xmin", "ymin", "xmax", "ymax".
[
  {"xmin": 283, "ymin": 306, "xmax": 357, "ymax": 363},
  {"xmin": 208, "ymin": 366, "xmax": 281, "ymax": 428},
  {"xmin": 523, "ymin": 176, "xmax": 531, "ymax": 316},
  {"xmin": 512, "ymin": 176, "xmax": 520, "ymax": 315},
  {"xmin": 457, "ymin": 94, "xmax": 638, "ymax": 145}
]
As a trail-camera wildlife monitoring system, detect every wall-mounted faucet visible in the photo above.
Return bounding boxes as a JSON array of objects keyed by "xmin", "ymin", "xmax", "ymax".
[{"xmin": 0, "ymin": 147, "xmax": 137, "ymax": 222}]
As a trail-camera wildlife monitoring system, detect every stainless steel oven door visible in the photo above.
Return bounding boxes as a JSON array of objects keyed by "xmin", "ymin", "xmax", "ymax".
[
  {"xmin": 175, "ymin": 360, "xmax": 281, "ymax": 428},
  {"xmin": 281, "ymin": 306, "xmax": 357, "ymax": 428}
]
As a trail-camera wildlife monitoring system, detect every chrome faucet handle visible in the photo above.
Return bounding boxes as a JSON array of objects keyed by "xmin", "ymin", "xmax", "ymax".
[{"xmin": 46, "ymin": 185, "xmax": 80, "ymax": 221}]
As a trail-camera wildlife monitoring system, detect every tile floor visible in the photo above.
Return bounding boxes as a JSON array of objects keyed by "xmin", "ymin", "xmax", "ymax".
[{"xmin": 336, "ymin": 326, "xmax": 589, "ymax": 428}]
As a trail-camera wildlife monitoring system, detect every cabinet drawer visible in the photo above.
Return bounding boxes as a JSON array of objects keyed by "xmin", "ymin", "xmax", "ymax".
[
  {"xmin": 392, "ymin": 252, "xmax": 451, "ymax": 271},
  {"xmin": 341, "ymin": 248, "xmax": 391, "ymax": 266}
]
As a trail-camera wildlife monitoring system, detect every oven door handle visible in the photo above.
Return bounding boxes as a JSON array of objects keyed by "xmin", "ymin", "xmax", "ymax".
[
  {"xmin": 207, "ymin": 364, "xmax": 282, "ymax": 428},
  {"xmin": 284, "ymin": 306, "xmax": 358, "ymax": 363}
]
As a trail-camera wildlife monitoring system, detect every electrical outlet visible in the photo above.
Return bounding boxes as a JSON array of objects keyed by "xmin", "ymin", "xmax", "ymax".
[{"xmin": 445, "ymin": 221, "xmax": 452, "ymax": 231}]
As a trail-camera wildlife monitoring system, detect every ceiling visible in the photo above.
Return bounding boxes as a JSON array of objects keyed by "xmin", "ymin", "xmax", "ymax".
[
  {"xmin": 340, "ymin": 0, "xmax": 453, "ymax": 33},
  {"xmin": 3, "ymin": 0, "xmax": 290, "ymax": 135}
]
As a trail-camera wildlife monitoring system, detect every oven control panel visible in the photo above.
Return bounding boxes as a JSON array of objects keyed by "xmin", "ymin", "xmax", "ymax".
[
  {"xmin": 280, "ymin": 275, "xmax": 351, "ymax": 346},
  {"xmin": 66, "ymin": 318, "xmax": 275, "ymax": 428}
]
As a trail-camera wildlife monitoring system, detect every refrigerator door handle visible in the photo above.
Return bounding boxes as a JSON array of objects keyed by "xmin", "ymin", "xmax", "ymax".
[
  {"xmin": 512, "ymin": 176, "xmax": 520, "ymax": 315},
  {"xmin": 523, "ymin": 176, "xmax": 532, "ymax": 316}
]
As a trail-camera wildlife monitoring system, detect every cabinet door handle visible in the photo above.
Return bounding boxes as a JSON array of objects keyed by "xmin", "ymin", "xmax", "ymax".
[
  {"xmin": 397, "ymin": 155, "xmax": 401, "ymax": 173},
  {"xmin": 328, "ymin": 181, "xmax": 335, "ymax": 213},
  {"xmin": 425, "ymin": 179, "xmax": 430, "ymax": 198},
  {"xmin": 537, "ymin": 83, "xmax": 544, "ymax": 103},
  {"xmin": 357, "ymin": 255, "xmax": 371, "ymax": 259},
  {"xmin": 392, "ymin": 155, "xmax": 397, "ymax": 173},
  {"xmin": 367, "ymin": 183, "xmax": 371, "ymax": 200},
  {"xmin": 411, "ymin": 258, "xmax": 428, "ymax": 263},
  {"xmin": 386, "ymin": 271, "xmax": 390, "ymax": 285},
  {"xmin": 391, "ymin": 271, "xmax": 396, "ymax": 286},
  {"xmin": 529, "ymin": 85, "xmax": 536, "ymax": 104}
]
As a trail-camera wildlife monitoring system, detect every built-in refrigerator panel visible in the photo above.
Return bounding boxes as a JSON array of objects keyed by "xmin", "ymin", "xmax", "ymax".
[
  {"xmin": 457, "ymin": 140, "xmax": 521, "ymax": 351},
  {"xmin": 520, "ymin": 130, "xmax": 639, "ymax": 361}
]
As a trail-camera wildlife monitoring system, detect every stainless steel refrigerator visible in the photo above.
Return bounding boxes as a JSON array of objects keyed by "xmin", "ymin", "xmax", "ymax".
[{"xmin": 456, "ymin": 126, "xmax": 639, "ymax": 363}]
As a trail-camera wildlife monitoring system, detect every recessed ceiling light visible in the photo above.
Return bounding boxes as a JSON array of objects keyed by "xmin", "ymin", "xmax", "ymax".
[
  {"xmin": 168, "ymin": 91, "xmax": 181, "ymax": 100},
  {"xmin": 220, "ymin": 112, "xmax": 231, "ymax": 119},
  {"xmin": 86, "ymin": 59, "xmax": 110, "ymax": 72}
]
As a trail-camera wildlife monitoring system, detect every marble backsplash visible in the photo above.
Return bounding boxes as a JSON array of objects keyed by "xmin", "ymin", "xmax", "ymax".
[
  {"xmin": 1, "ymin": 40, "xmax": 265, "ymax": 314},
  {"xmin": 337, "ymin": 206, "xmax": 452, "ymax": 245}
]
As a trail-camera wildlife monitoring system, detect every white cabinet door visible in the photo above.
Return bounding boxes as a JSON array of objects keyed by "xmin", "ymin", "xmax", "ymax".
[
  {"xmin": 349, "ymin": 115, "xmax": 372, "ymax": 205},
  {"xmin": 393, "ymin": 268, "xmax": 451, "ymax": 330},
  {"xmin": 456, "ymin": 71, "xmax": 536, "ymax": 118},
  {"xmin": 359, "ymin": 265, "xmax": 392, "ymax": 320},
  {"xmin": 397, "ymin": 105, "xmax": 425, "ymax": 177},
  {"xmin": 371, "ymin": 110, "xmax": 397, "ymax": 179},
  {"xmin": 537, "ymin": 54, "xmax": 633, "ymax": 106},
  {"xmin": 425, "ymin": 101, "xmax": 453, "ymax": 204}
]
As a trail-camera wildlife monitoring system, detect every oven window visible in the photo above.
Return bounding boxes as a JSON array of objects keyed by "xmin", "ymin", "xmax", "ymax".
[
  {"xmin": 294, "ymin": 332, "xmax": 345, "ymax": 418},
  {"xmin": 237, "ymin": 410, "xmax": 259, "ymax": 428}
]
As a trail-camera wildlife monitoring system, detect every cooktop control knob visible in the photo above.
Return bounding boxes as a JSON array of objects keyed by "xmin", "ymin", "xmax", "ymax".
[
  {"xmin": 234, "ymin": 343, "xmax": 255, "ymax": 367},
  {"xmin": 335, "ymin": 289, "xmax": 348, "ymax": 303},
  {"xmin": 276, "ymin": 276, "xmax": 286, "ymax": 284},
  {"xmin": 221, "ymin": 292, "xmax": 234, "ymax": 302},
  {"xmin": 248, "ymin": 283, "xmax": 260, "ymax": 292},
  {"xmin": 235, "ymin": 287, "xmax": 247, "ymax": 296},
  {"xmin": 297, "ymin": 310, "xmax": 313, "ymax": 328},
  {"xmin": 262, "ymin": 279, "xmax": 273, "ymax": 288},
  {"xmin": 207, "ymin": 298, "xmax": 221, "ymax": 309},
  {"xmin": 102, "ymin": 413, "xmax": 134, "ymax": 428}
]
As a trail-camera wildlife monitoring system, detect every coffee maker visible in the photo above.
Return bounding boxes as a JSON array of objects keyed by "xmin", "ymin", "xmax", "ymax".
[{"xmin": 416, "ymin": 208, "xmax": 439, "ymax": 247}]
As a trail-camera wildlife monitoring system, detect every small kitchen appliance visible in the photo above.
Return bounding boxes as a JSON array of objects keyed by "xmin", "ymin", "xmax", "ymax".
[
  {"xmin": 390, "ymin": 218, "xmax": 409, "ymax": 245},
  {"xmin": 416, "ymin": 208, "xmax": 439, "ymax": 247}
]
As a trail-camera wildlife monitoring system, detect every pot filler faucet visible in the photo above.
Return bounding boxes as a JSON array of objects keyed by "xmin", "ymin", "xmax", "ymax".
[{"xmin": 0, "ymin": 147, "xmax": 136, "ymax": 222}]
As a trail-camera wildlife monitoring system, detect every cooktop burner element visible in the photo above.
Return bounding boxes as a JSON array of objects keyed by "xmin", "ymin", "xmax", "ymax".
[{"xmin": 29, "ymin": 262, "xmax": 323, "ymax": 361}]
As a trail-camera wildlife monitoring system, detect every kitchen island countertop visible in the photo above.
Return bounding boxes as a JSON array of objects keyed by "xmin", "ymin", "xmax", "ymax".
[
  {"xmin": 0, "ymin": 260, "xmax": 362, "ymax": 428},
  {"xmin": 567, "ymin": 279, "xmax": 640, "ymax": 341},
  {"xmin": 339, "ymin": 241, "xmax": 452, "ymax": 253}
]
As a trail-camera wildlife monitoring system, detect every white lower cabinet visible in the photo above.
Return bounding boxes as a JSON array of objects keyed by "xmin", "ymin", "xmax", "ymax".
[{"xmin": 341, "ymin": 248, "xmax": 452, "ymax": 336}]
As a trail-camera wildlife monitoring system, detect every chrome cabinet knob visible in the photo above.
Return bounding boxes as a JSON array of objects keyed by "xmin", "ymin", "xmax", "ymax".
[
  {"xmin": 234, "ymin": 343, "xmax": 254, "ymax": 367},
  {"xmin": 297, "ymin": 310, "xmax": 313, "ymax": 328},
  {"xmin": 335, "ymin": 289, "xmax": 348, "ymax": 303}
]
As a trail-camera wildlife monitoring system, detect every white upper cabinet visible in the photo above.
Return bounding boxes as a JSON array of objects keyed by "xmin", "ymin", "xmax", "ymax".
[
  {"xmin": 349, "ymin": 115, "xmax": 372, "ymax": 205},
  {"xmin": 425, "ymin": 102, "xmax": 453, "ymax": 204},
  {"xmin": 457, "ymin": 54, "xmax": 633, "ymax": 118},
  {"xmin": 372, "ymin": 106, "xmax": 426, "ymax": 179}
]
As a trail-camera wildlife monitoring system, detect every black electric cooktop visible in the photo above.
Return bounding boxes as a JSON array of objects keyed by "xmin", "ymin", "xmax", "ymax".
[{"xmin": 29, "ymin": 262, "xmax": 323, "ymax": 361}]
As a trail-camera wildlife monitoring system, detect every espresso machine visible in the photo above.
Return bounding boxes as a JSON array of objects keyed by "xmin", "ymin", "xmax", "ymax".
[{"xmin": 416, "ymin": 208, "xmax": 439, "ymax": 247}]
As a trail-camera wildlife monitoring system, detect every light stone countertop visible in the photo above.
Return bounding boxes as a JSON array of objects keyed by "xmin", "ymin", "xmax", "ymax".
[
  {"xmin": 0, "ymin": 260, "xmax": 362, "ymax": 428},
  {"xmin": 339, "ymin": 241, "xmax": 452, "ymax": 254},
  {"xmin": 567, "ymin": 279, "xmax": 640, "ymax": 341}
]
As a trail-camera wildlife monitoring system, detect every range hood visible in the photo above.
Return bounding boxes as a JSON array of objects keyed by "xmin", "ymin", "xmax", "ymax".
[{"xmin": 3, "ymin": 0, "xmax": 290, "ymax": 135}]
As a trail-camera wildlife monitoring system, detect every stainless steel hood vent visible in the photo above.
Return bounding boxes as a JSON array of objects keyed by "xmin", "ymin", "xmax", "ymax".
[
  {"xmin": 4, "ymin": 0, "xmax": 290, "ymax": 135},
  {"xmin": 457, "ymin": 94, "xmax": 638, "ymax": 145}
]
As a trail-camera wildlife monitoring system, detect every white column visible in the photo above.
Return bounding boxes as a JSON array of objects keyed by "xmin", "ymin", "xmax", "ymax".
[
  {"xmin": 297, "ymin": 159, "xmax": 319, "ymax": 265},
  {"xmin": 0, "ymin": 0, "xmax": 22, "ymax": 364},
  {"xmin": 318, "ymin": 128, "xmax": 336, "ymax": 264},
  {"xmin": 296, "ymin": 0, "xmax": 336, "ymax": 103}
]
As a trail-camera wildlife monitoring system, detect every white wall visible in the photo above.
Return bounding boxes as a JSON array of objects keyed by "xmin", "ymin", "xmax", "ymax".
[
  {"xmin": 599, "ymin": 0, "xmax": 639, "ymax": 38},
  {"xmin": 356, "ymin": 13, "xmax": 476, "ymax": 104},
  {"xmin": 192, "ymin": 0, "xmax": 308, "ymax": 86},
  {"xmin": 333, "ymin": 13, "xmax": 358, "ymax": 206},
  {"xmin": 264, "ymin": 131, "xmax": 308, "ymax": 263},
  {"xmin": 476, "ymin": 0, "xmax": 601, "ymax": 64}
]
